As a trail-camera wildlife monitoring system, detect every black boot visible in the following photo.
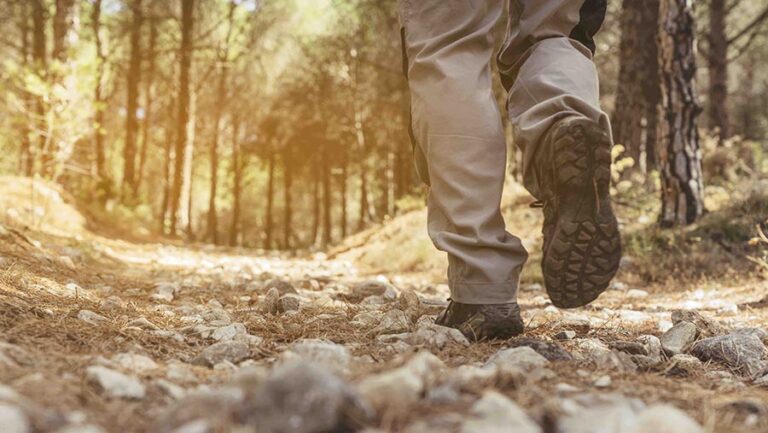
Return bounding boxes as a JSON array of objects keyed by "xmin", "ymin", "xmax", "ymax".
[{"xmin": 436, "ymin": 301, "xmax": 524, "ymax": 341}]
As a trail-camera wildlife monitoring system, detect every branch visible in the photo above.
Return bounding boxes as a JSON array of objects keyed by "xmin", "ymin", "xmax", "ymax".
[{"xmin": 726, "ymin": 5, "xmax": 768, "ymax": 45}]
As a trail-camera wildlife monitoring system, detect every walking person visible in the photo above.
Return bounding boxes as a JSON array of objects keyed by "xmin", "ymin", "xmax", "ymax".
[{"xmin": 400, "ymin": 0, "xmax": 621, "ymax": 341}]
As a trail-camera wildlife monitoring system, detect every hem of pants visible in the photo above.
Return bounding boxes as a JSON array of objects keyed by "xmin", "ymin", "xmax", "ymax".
[{"xmin": 449, "ymin": 279, "xmax": 519, "ymax": 305}]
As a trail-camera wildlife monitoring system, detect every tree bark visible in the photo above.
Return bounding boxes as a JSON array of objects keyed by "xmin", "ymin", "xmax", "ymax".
[
  {"xmin": 52, "ymin": 0, "xmax": 78, "ymax": 62},
  {"xmin": 283, "ymin": 155, "xmax": 293, "ymax": 250},
  {"xmin": 321, "ymin": 148, "xmax": 332, "ymax": 246},
  {"xmin": 123, "ymin": 0, "xmax": 144, "ymax": 196},
  {"xmin": 657, "ymin": 0, "xmax": 705, "ymax": 227},
  {"xmin": 31, "ymin": 0, "xmax": 46, "ymax": 177},
  {"xmin": 310, "ymin": 155, "xmax": 320, "ymax": 246},
  {"xmin": 229, "ymin": 116, "xmax": 242, "ymax": 247},
  {"xmin": 206, "ymin": 0, "xmax": 236, "ymax": 245},
  {"xmin": 18, "ymin": 1, "xmax": 33, "ymax": 176},
  {"xmin": 613, "ymin": 0, "xmax": 646, "ymax": 164},
  {"xmin": 264, "ymin": 151, "xmax": 276, "ymax": 249},
  {"xmin": 137, "ymin": 17, "xmax": 157, "ymax": 192},
  {"xmin": 91, "ymin": 0, "xmax": 108, "ymax": 181},
  {"xmin": 169, "ymin": 0, "xmax": 194, "ymax": 236},
  {"xmin": 707, "ymin": 0, "xmax": 729, "ymax": 143}
]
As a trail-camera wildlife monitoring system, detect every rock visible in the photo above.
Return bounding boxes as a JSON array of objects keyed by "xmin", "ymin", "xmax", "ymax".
[
  {"xmin": 0, "ymin": 342, "xmax": 34, "ymax": 368},
  {"xmin": 660, "ymin": 321, "xmax": 697, "ymax": 356},
  {"xmin": 671, "ymin": 310, "xmax": 728, "ymax": 337},
  {"xmin": 151, "ymin": 282, "xmax": 177, "ymax": 302},
  {"xmin": 112, "ymin": 353, "xmax": 158, "ymax": 373},
  {"xmin": 153, "ymin": 388, "xmax": 245, "ymax": 432},
  {"xmin": 0, "ymin": 403, "xmax": 31, "ymax": 433},
  {"xmin": 691, "ymin": 329, "xmax": 768, "ymax": 378},
  {"xmin": 240, "ymin": 362, "xmax": 370, "ymax": 433},
  {"xmin": 485, "ymin": 346, "xmax": 549, "ymax": 373},
  {"xmin": 626, "ymin": 289, "xmax": 649, "ymax": 299},
  {"xmin": 125, "ymin": 317, "xmax": 160, "ymax": 331},
  {"xmin": 263, "ymin": 279, "xmax": 297, "ymax": 295},
  {"xmin": 397, "ymin": 288, "xmax": 422, "ymax": 322},
  {"xmin": 352, "ymin": 280, "xmax": 394, "ymax": 299},
  {"xmin": 100, "ymin": 296, "xmax": 125, "ymax": 310},
  {"xmin": 755, "ymin": 374, "xmax": 768, "ymax": 387},
  {"xmin": 665, "ymin": 354, "xmax": 703, "ymax": 377},
  {"xmin": 77, "ymin": 310, "xmax": 108, "ymax": 326},
  {"xmin": 555, "ymin": 330, "xmax": 576, "ymax": 340},
  {"xmin": 282, "ymin": 339, "xmax": 351, "ymax": 372},
  {"xmin": 406, "ymin": 322, "xmax": 469, "ymax": 349},
  {"xmin": 278, "ymin": 294, "xmax": 301, "ymax": 313},
  {"xmin": 560, "ymin": 314, "xmax": 591, "ymax": 334},
  {"xmin": 211, "ymin": 323, "xmax": 247, "ymax": 342},
  {"xmin": 350, "ymin": 311, "xmax": 380, "ymax": 328},
  {"xmin": 448, "ymin": 365, "xmax": 499, "ymax": 393},
  {"xmin": 460, "ymin": 391, "xmax": 541, "ymax": 433},
  {"xmin": 86, "ymin": 366, "xmax": 146, "ymax": 399},
  {"xmin": 575, "ymin": 340, "xmax": 637, "ymax": 372},
  {"xmin": 357, "ymin": 352, "xmax": 444, "ymax": 415},
  {"xmin": 260, "ymin": 288, "xmax": 280, "ymax": 314},
  {"xmin": 636, "ymin": 335, "xmax": 663, "ymax": 358},
  {"xmin": 632, "ymin": 404, "xmax": 703, "ymax": 433},
  {"xmin": 556, "ymin": 394, "xmax": 644, "ymax": 433},
  {"xmin": 372, "ymin": 309, "xmax": 411, "ymax": 335},
  {"xmin": 54, "ymin": 424, "xmax": 106, "ymax": 433},
  {"xmin": 192, "ymin": 341, "xmax": 250, "ymax": 367},
  {"xmin": 594, "ymin": 375, "xmax": 612, "ymax": 388},
  {"xmin": 509, "ymin": 338, "xmax": 573, "ymax": 362},
  {"xmin": 58, "ymin": 255, "xmax": 76, "ymax": 270}
]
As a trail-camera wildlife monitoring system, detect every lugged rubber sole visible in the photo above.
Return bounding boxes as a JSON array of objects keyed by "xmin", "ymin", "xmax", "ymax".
[{"xmin": 541, "ymin": 118, "xmax": 622, "ymax": 309}]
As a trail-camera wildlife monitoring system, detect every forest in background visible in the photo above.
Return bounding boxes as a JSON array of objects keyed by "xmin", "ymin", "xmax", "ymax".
[{"xmin": 0, "ymin": 0, "xmax": 767, "ymax": 249}]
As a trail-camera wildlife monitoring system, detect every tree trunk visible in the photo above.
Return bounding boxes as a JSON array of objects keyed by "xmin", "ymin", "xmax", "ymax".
[
  {"xmin": 229, "ymin": 116, "xmax": 242, "ymax": 247},
  {"xmin": 169, "ymin": 0, "xmax": 194, "ymax": 236},
  {"xmin": 264, "ymin": 151, "xmax": 276, "ymax": 249},
  {"xmin": 310, "ymin": 156, "xmax": 320, "ymax": 246},
  {"xmin": 340, "ymin": 149, "xmax": 348, "ymax": 238},
  {"xmin": 206, "ymin": 0, "xmax": 236, "ymax": 245},
  {"xmin": 181, "ymin": 92, "xmax": 197, "ymax": 238},
  {"xmin": 137, "ymin": 17, "xmax": 157, "ymax": 192},
  {"xmin": 283, "ymin": 155, "xmax": 293, "ymax": 250},
  {"xmin": 52, "ymin": 0, "xmax": 78, "ymax": 62},
  {"xmin": 707, "ymin": 0, "xmax": 729, "ymax": 144},
  {"xmin": 358, "ymin": 164, "xmax": 368, "ymax": 232},
  {"xmin": 321, "ymin": 149, "xmax": 332, "ymax": 246},
  {"xmin": 640, "ymin": 0, "xmax": 661, "ymax": 172},
  {"xmin": 32, "ymin": 0, "xmax": 46, "ymax": 177},
  {"xmin": 123, "ymin": 0, "xmax": 143, "ymax": 197},
  {"xmin": 18, "ymin": 1, "xmax": 33, "ymax": 176},
  {"xmin": 91, "ymin": 0, "xmax": 108, "ymax": 181},
  {"xmin": 657, "ymin": 0, "xmax": 705, "ymax": 227},
  {"xmin": 612, "ymin": 0, "xmax": 647, "ymax": 165}
]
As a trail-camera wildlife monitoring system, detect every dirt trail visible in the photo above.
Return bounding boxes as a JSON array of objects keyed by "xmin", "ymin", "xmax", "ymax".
[{"xmin": 1, "ymin": 222, "xmax": 768, "ymax": 433}]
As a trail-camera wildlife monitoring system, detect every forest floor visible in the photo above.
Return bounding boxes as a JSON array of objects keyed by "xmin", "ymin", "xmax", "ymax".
[{"xmin": 1, "ymin": 176, "xmax": 768, "ymax": 433}]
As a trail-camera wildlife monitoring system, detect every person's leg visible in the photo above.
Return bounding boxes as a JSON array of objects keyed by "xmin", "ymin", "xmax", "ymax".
[
  {"xmin": 499, "ymin": 0, "xmax": 610, "ymax": 198},
  {"xmin": 400, "ymin": 0, "xmax": 527, "ymax": 337},
  {"xmin": 498, "ymin": 0, "xmax": 621, "ymax": 308}
]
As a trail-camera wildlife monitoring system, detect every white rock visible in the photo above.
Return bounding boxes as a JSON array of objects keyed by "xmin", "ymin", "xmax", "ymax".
[
  {"xmin": 77, "ymin": 310, "xmax": 108, "ymax": 325},
  {"xmin": 86, "ymin": 366, "xmax": 146, "ymax": 399},
  {"xmin": 112, "ymin": 353, "xmax": 158, "ymax": 373},
  {"xmin": 151, "ymin": 282, "xmax": 176, "ymax": 302},
  {"xmin": 192, "ymin": 341, "xmax": 250, "ymax": 367},
  {"xmin": 372, "ymin": 309, "xmax": 411, "ymax": 335},
  {"xmin": 485, "ymin": 347, "xmax": 549, "ymax": 373},
  {"xmin": 281, "ymin": 339, "xmax": 351, "ymax": 372},
  {"xmin": 660, "ymin": 321, "xmax": 697, "ymax": 355},
  {"xmin": 626, "ymin": 289, "xmax": 649, "ymax": 299},
  {"xmin": 211, "ymin": 323, "xmax": 247, "ymax": 342},
  {"xmin": 155, "ymin": 379, "xmax": 187, "ymax": 399},
  {"xmin": 125, "ymin": 317, "xmax": 160, "ymax": 330},
  {"xmin": 594, "ymin": 375, "xmax": 612, "ymax": 388},
  {"xmin": 460, "ymin": 391, "xmax": 541, "ymax": 433},
  {"xmin": 54, "ymin": 425, "xmax": 107, "ymax": 433},
  {"xmin": 631, "ymin": 404, "xmax": 703, "ymax": 433},
  {"xmin": 357, "ymin": 352, "xmax": 444, "ymax": 415},
  {"xmin": 0, "ymin": 404, "xmax": 30, "ymax": 433}
]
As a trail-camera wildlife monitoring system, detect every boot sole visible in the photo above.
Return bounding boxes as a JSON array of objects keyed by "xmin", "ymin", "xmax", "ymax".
[{"xmin": 542, "ymin": 118, "xmax": 622, "ymax": 309}]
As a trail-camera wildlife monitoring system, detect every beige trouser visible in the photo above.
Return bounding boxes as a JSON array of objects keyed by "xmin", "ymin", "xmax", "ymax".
[{"xmin": 400, "ymin": 0, "xmax": 611, "ymax": 304}]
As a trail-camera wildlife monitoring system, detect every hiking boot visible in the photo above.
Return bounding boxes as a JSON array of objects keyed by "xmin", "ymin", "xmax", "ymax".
[
  {"xmin": 435, "ymin": 301, "xmax": 524, "ymax": 341},
  {"xmin": 535, "ymin": 117, "xmax": 622, "ymax": 309}
]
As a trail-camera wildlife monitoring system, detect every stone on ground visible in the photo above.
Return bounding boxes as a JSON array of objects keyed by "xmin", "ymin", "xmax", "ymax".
[
  {"xmin": 192, "ymin": 341, "xmax": 250, "ymax": 367},
  {"xmin": 509, "ymin": 338, "xmax": 573, "ymax": 362},
  {"xmin": 0, "ymin": 403, "xmax": 31, "ymax": 433},
  {"xmin": 262, "ymin": 279, "xmax": 297, "ymax": 295},
  {"xmin": 86, "ymin": 365, "xmax": 146, "ymax": 399},
  {"xmin": 239, "ymin": 362, "xmax": 370, "ymax": 433},
  {"xmin": 460, "ymin": 391, "xmax": 541, "ymax": 433},
  {"xmin": 111, "ymin": 353, "xmax": 159, "ymax": 373},
  {"xmin": 671, "ymin": 310, "xmax": 729, "ymax": 338},
  {"xmin": 281, "ymin": 339, "xmax": 351, "ymax": 372},
  {"xmin": 660, "ymin": 321, "xmax": 697, "ymax": 356},
  {"xmin": 260, "ymin": 288, "xmax": 280, "ymax": 314},
  {"xmin": 77, "ymin": 310, "xmax": 108, "ymax": 326},
  {"xmin": 372, "ymin": 309, "xmax": 411, "ymax": 335},
  {"xmin": 485, "ymin": 346, "xmax": 550, "ymax": 373},
  {"xmin": 691, "ymin": 329, "xmax": 768, "ymax": 378}
]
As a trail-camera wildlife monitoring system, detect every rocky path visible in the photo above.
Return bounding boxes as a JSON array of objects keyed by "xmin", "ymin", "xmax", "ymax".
[{"xmin": 1, "ymin": 226, "xmax": 768, "ymax": 433}]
